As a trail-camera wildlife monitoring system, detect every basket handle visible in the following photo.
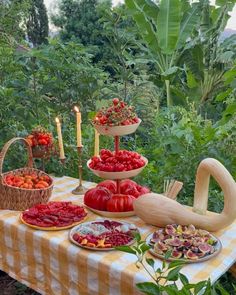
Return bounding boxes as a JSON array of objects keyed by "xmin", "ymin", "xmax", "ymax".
[{"xmin": 0, "ymin": 137, "xmax": 33, "ymax": 174}]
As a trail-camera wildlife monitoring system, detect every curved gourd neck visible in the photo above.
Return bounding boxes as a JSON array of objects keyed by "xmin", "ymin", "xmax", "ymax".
[{"xmin": 193, "ymin": 158, "xmax": 236, "ymax": 217}]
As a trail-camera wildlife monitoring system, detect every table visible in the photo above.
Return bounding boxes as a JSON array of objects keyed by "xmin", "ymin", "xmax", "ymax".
[{"xmin": 0, "ymin": 176, "xmax": 236, "ymax": 295}]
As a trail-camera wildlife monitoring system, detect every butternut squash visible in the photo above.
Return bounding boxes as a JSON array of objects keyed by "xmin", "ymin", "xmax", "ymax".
[{"xmin": 134, "ymin": 158, "xmax": 236, "ymax": 232}]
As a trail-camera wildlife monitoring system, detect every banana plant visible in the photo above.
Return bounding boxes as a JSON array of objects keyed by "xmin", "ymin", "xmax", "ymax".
[
  {"xmin": 125, "ymin": 0, "xmax": 201, "ymax": 106},
  {"xmin": 182, "ymin": 0, "xmax": 236, "ymax": 103}
]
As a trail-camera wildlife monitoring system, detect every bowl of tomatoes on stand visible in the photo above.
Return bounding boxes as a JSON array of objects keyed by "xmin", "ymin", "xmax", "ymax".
[
  {"xmin": 87, "ymin": 149, "xmax": 148, "ymax": 179},
  {"xmin": 92, "ymin": 98, "xmax": 141, "ymax": 136},
  {"xmin": 87, "ymin": 98, "xmax": 150, "ymax": 217}
]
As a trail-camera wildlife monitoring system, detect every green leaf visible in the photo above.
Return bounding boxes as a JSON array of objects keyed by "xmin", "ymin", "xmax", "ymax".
[
  {"xmin": 146, "ymin": 258, "xmax": 155, "ymax": 268},
  {"xmin": 167, "ymin": 266, "xmax": 182, "ymax": 281},
  {"xmin": 162, "ymin": 66, "xmax": 180, "ymax": 77},
  {"xmin": 224, "ymin": 66, "xmax": 236, "ymax": 85},
  {"xmin": 115, "ymin": 245, "xmax": 136, "ymax": 255},
  {"xmin": 215, "ymin": 283, "xmax": 230, "ymax": 295},
  {"xmin": 179, "ymin": 273, "xmax": 189, "ymax": 285},
  {"xmin": 168, "ymin": 260, "xmax": 186, "ymax": 269},
  {"xmin": 134, "ymin": 232, "xmax": 141, "ymax": 242},
  {"xmin": 194, "ymin": 281, "xmax": 207, "ymax": 294},
  {"xmin": 164, "ymin": 249, "xmax": 172, "ymax": 260},
  {"xmin": 215, "ymin": 89, "xmax": 232, "ymax": 101},
  {"xmin": 162, "ymin": 285, "xmax": 179, "ymax": 295},
  {"xmin": 187, "ymin": 71, "xmax": 198, "ymax": 89},
  {"xmin": 136, "ymin": 282, "xmax": 160, "ymax": 295},
  {"xmin": 157, "ymin": 0, "xmax": 181, "ymax": 54},
  {"xmin": 177, "ymin": 3, "xmax": 200, "ymax": 49},
  {"xmin": 125, "ymin": 0, "xmax": 161, "ymax": 55},
  {"xmin": 139, "ymin": 242, "xmax": 151, "ymax": 253}
]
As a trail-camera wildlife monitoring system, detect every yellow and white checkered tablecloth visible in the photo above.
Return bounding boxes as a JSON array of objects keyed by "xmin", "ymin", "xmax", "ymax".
[{"xmin": 0, "ymin": 176, "xmax": 236, "ymax": 295}]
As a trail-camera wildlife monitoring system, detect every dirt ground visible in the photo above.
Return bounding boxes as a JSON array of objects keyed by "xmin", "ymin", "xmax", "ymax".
[{"xmin": 0, "ymin": 271, "xmax": 40, "ymax": 295}]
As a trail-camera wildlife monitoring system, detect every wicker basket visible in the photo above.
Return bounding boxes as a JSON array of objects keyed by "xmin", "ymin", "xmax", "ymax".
[{"xmin": 0, "ymin": 137, "xmax": 53, "ymax": 211}]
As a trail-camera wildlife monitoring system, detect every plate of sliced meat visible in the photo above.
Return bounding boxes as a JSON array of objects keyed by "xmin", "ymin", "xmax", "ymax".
[{"xmin": 20, "ymin": 201, "xmax": 88, "ymax": 230}]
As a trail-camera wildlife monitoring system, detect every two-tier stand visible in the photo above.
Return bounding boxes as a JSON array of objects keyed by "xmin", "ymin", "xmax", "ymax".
[{"xmin": 87, "ymin": 119, "xmax": 148, "ymax": 217}]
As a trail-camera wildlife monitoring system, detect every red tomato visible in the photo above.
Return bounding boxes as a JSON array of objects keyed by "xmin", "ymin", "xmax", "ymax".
[
  {"xmin": 137, "ymin": 186, "xmax": 150, "ymax": 196},
  {"xmin": 120, "ymin": 179, "xmax": 139, "ymax": 197},
  {"xmin": 84, "ymin": 187, "xmax": 111, "ymax": 211},
  {"xmin": 38, "ymin": 139, "xmax": 48, "ymax": 145},
  {"xmin": 106, "ymin": 194, "xmax": 135, "ymax": 212},
  {"xmin": 96, "ymin": 180, "xmax": 117, "ymax": 194}
]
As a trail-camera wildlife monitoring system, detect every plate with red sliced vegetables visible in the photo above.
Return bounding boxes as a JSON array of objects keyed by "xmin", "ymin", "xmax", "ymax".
[
  {"xmin": 20, "ymin": 201, "xmax": 88, "ymax": 230},
  {"xmin": 69, "ymin": 219, "xmax": 139, "ymax": 250}
]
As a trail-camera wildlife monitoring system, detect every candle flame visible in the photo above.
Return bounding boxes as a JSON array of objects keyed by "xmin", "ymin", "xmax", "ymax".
[
  {"xmin": 55, "ymin": 117, "xmax": 60, "ymax": 123},
  {"xmin": 74, "ymin": 106, "xmax": 80, "ymax": 112}
]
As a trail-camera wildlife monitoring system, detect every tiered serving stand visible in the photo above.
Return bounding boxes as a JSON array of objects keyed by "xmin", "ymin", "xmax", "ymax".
[{"xmin": 87, "ymin": 119, "xmax": 148, "ymax": 218}]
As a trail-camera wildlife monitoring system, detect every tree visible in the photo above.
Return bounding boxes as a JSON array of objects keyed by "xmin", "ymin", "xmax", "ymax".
[
  {"xmin": 125, "ymin": 0, "xmax": 235, "ymax": 107},
  {"xmin": 0, "ymin": 0, "xmax": 30, "ymax": 43},
  {"xmin": 51, "ymin": 0, "xmax": 112, "ymax": 62},
  {"xmin": 27, "ymin": 0, "xmax": 49, "ymax": 47},
  {"xmin": 181, "ymin": 1, "xmax": 236, "ymax": 104}
]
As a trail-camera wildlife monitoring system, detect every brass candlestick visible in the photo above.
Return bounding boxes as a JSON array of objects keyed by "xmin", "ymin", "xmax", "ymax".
[{"xmin": 72, "ymin": 145, "xmax": 88, "ymax": 195}]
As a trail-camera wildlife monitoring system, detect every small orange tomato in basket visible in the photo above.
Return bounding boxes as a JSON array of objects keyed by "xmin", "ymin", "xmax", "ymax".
[{"xmin": 3, "ymin": 172, "xmax": 52, "ymax": 190}]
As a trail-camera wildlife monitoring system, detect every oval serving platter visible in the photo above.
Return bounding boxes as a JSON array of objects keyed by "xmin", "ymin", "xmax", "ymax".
[
  {"xmin": 20, "ymin": 212, "xmax": 88, "ymax": 231},
  {"xmin": 69, "ymin": 219, "xmax": 138, "ymax": 251},
  {"xmin": 146, "ymin": 233, "xmax": 222, "ymax": 263},
  {"xmin": 84, "ymin": 205, "xmax": 135, "ymax": 218}
]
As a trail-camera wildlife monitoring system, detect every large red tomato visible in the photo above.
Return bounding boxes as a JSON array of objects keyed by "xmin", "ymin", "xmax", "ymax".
[
  {"xmin": 137, "ymin": 185, "xmax": 150, "ymax": 196},
  {"xmin": 84, "ymin": 187, "xmax": 111, "ymax": 211},
  {"xmin": 120, "ymin": 179, "xmax": 140, "ymax": 198},
  {"xmin": 96, "ymin": 180, "xmax": 117, "ymax": 194},
  {"xmin": 120, "ymin": 179, "xmax": 150, "ymax": 198},
  {"xmin": 106, "ymin": 194, "xmax": 135, "ymax": 212}
]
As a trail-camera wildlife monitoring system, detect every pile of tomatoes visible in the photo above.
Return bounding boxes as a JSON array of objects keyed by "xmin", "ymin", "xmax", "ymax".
[
  {"xmin": 93, "ymin": 98, "xmax": 139, "ymax": 126},
  {"xmin": 26, "ymin": 127, "xmax": 53, "ymax": 147},
  {"xmin": 22, "ymin": 202, "xmax": 87, "ymax": 228},
  {"xmin": 3, "ymin": 172, "xmax": 52, "ymax": 189},
  {"xmin": 89, "ymin": 149, "xmax": 146, "ymax": 172},
  {"xmin": 84, "ymin": 179, "xmax": 150, "ymax": 212}
]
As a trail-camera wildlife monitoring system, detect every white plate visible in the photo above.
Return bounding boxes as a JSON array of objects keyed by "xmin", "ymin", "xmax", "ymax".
[
  {"xmin": 69, "ymin": 219, "xmax": 138, "ymax": 251},
  {"xmin": 93, "ymin": 119, "xmax": 141, "ymax": 136},
  {"xmin": 146, "ymin": 233, "xmax": 222, "ymax": 263},
  {"xmin": 85, "ymin": 205, "xmax": 135, "ymax": 218},
  {"xmin": 87, "ymin": 156, "xmax": 148, "ymax": 180}
]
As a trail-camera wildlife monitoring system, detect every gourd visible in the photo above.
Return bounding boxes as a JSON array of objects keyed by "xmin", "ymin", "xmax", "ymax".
[{"xmin": 133, "ymin": 158, "xmax": 236, "ymax": 232}]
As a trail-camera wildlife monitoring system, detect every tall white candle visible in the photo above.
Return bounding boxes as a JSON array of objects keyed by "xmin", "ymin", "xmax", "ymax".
[
  {"xmin": 55, "ymin": 117, "xmax": 65, "ymax": 159},
  {"xmin": 74, "ymin": 106, "xmax": 82, "ymax": 147},
  {"xmin": 94, "ymin": 129, "xmax": 100, "ymax": 157}
]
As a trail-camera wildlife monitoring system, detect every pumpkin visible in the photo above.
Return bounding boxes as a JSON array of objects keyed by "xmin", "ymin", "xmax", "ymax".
[{"xmin": 134, "ymin": 158, "xmax": 236, "ymax": 232}]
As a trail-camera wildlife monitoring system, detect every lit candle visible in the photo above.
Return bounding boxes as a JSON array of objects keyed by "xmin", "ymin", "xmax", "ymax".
[
  {"xmin": 94, "ymin": 129, "xmax": 100, "ymax": 157},
  {"xmin": 55, "ymin": 117, "xmax": 65, "ymax": 159},
  {"xmin": 74, "ymin": 106, "xmax": 82, "ymax": 147}
]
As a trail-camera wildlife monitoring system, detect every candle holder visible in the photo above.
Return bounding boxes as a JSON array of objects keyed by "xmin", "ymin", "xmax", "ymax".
[{"xmin": 72, "ymin": 145, "xmax": 88, "ymax": 195}]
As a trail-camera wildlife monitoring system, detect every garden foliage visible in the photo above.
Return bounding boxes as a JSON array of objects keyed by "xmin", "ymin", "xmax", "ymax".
[{"xmin": 0, "ymin": 0, "xmax": 236, "ymax": 293}]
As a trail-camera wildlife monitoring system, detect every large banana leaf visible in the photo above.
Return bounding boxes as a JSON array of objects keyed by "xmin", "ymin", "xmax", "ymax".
[
  {"xmin": 157, "ymin": 0, "xmax": 181, "ymax": 54},
  {"xmin": 125, "ymin": 0, "xmax": 161, "ymax": 56},
  {"xmin": 177, "ymin": 3, "xmax": 201, "ymax": 49}
]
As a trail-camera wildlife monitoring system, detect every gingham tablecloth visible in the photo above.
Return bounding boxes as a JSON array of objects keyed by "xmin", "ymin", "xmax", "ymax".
[{"xmin": 0, "ymin": 176, "xmax": 236, "ymax": 295}]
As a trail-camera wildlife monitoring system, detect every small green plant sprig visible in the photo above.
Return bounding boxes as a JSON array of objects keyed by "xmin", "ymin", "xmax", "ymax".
[{"xmin": 116, "ymin": 233, "xmax": 232, "ymax": 295}]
